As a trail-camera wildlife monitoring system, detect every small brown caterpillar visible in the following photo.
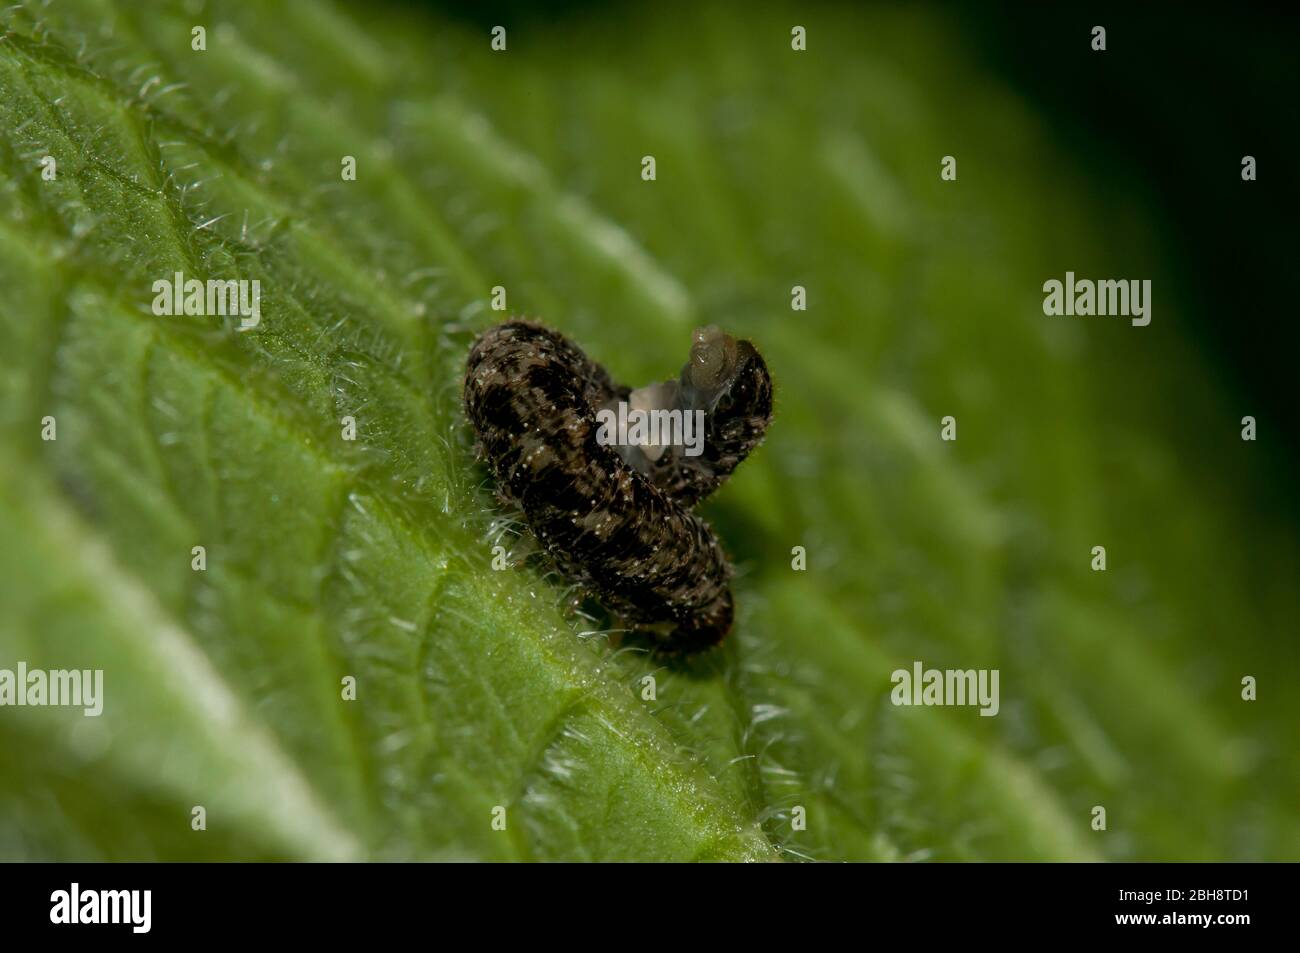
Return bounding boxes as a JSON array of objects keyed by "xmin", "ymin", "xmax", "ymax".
[{"xmin": 463, "ymin": 320, "xmax": 773, "ymax": 654}]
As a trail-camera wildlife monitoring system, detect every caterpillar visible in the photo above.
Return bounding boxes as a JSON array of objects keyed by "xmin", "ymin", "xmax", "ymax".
[{"xmin": 463, "ymin": 320, "xmax": 773, "ymax": 654}]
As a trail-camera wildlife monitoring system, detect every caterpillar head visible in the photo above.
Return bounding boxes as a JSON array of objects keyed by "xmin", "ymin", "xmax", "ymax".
[{"xmin": 680, "ymin": 325, "xmax": 772, "ymax": 430}]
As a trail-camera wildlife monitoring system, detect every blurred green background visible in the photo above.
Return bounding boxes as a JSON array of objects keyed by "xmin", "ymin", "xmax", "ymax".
[{"xmin": 0, "ymin": 0, "xmax": 1295, "ymax": 861}]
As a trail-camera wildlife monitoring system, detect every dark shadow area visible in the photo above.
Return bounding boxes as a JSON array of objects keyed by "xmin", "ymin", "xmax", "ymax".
[{"xmin": 953, "ymin": 1, "xmax": 1298, "ymax": 456}]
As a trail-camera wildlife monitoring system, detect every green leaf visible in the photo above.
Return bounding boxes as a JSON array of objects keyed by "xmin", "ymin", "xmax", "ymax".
[{"xmin": 0, "ymin": 1, "xmax": 1294, "ymax": 861}]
